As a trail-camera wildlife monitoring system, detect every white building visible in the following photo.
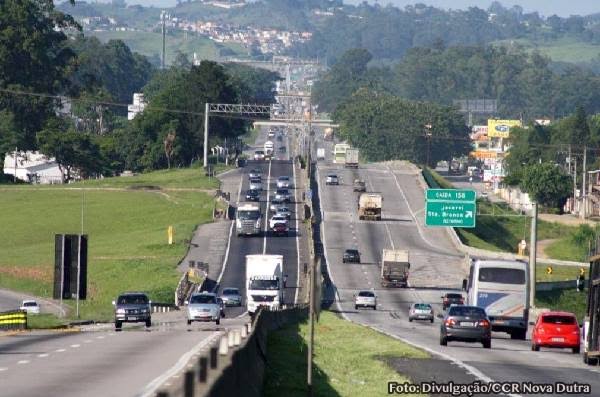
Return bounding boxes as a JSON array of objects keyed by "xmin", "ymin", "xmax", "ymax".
[
  {"xmin": 3, "ymin": 151, "xmax": 63, "ymax": 184},
  {"xmin": 128, "ymin": 93, "xmax": 147, "ymax": 120}
]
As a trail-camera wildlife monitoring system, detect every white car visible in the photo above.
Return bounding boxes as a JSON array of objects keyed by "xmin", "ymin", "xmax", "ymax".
[
  {"xmin": 20, "ymin": 300, "xmax": 40, "ymax": 314},
  {"xmin": 249, "ymin": 178, "xmax": 262, "ymax": 191},
  {"xmin": 277, "ymin": 176, "xmax": 293, "ymax": 189},
  {"xmin": 254, "ymin": 151, "xmax": 265, "ymax": 161},
  {"xmin": 355, "ymin": 290, "xmax": 377, "ymax": 310},
  {"xmin": 326, "ymin": 174, "xmax": 339, "ymax": 185},
  {"xmin": 269, "ymin": 215, "xmax": 288, "ymax": 229}
]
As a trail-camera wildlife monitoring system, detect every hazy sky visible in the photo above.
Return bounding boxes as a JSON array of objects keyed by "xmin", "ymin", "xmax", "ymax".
[
  {"xmin": 351, "ymin": 0, "xmax": 600, "ymax": 17},
  {"xmin": 94, "ymin": 0, "xmax": 600, "ymax": 17}
]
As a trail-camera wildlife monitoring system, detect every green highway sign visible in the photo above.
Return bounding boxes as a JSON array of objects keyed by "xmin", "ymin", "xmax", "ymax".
[
  {"xmin": 425, "ymin": 189, "xmax": 476, "ymax": 228},
  {"xmin": 426, "ymin": 189, "xmax": 476, "ymax": 202}
]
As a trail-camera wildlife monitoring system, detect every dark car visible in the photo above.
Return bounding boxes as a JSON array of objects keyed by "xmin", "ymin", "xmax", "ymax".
[
  {"xmin": 343, "ymin": 249, "xmax": 360, "ymax": 263},
  {"xmin": 442, "ymin": 292, "xmax": 464, "ymax": 310},
  {"xmin": 245, "ymin": 189, "xmax": 260, "ymax": 201},
  {"xmin": 113, "ymin": 292, "xmax": 152, "ymax": 330},
  {"xmin": 276, "ymin": 135, "xmax": 283, "ymax": 142},
  {"xmin": 440, "ymin": 305, "xmax": 491, "ymax": 348},
  {"xmin": 272, "ymin": 222, "xmax": 289, "ymax": 236},
  {"xmin": 220, "ymin": 287, "xmax": 242, "ymax": 307}
]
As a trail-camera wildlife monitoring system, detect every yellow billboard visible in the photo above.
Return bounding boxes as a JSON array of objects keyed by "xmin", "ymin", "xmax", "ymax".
[{"xmin": 487, "ymin": 119, "xmax": 521, "ymax": 138}]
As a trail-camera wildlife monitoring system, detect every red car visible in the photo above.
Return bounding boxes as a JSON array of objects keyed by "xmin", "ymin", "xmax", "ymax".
[{"xmin": 531, "ymin": 311, "xmax": 580, "ymax": 354}]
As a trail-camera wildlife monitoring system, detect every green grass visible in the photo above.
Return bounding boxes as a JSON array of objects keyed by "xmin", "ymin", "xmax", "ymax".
[
  {"xmin": 544, "ymin": 238, "xmax": 588, "ymax": 262},
  {"xmin": 0, "ymin": 168, "xmax": 215, "ymax": 322},
  {"xmin": 263, "ymin": 311, "xmax": 427, "ymax": 397},
  {"xmin": 536, "ymin": 289, "xmax": 588, "ymax": 323},
  {"xmin": 89, "ymin": 30, "xmax": 247, "ymax": 65},
  {"xmin": 536, "ymin": 264, "xmax": 588, "ymax": 282},
  {"xmin": 27, "ymin": 314, "xmax": 69, "ymax": 329},
  {"xmin": 493, "ymin": 36, "xmax": 600, "ymax": 63}
]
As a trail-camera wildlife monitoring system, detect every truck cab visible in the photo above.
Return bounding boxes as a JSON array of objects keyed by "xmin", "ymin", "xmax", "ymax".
[
  {"xmin": 246, "ymin": 254, "xmax": 283, "ymax": 314},
  {"xmin": 236, "ymin": 203, "xmax": 262, "ymax": 236}
]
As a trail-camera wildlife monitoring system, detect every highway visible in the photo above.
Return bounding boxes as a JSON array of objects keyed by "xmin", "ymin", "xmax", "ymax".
[
  {"xmin": 315, "ymin": 140, "xmax": 600, "ymax": 396},
  {"xmin": 0, "ymin": 126, "xmax": 303, "ymax": 396}
]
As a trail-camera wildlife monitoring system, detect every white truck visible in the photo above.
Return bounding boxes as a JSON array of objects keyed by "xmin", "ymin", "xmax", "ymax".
[
  {"xmin": 236, "ymin": 203, "xmax": 262, "ymax": 236},
  {"xmin": 344, "ymin": 148, "xmax": 359, "ymax": 168},
  {"xmin": 264, "ymin": 140, "xmax": 274, "ymax": 159},
  {"xmin": 246, "ymin": 254, "xmax": 283, "ymax": 314},
  {"xmin": 358, "ymin": 193, "xmax": 382, "ymax": 220},
  {"xmin": 316, "ymin": 148, "xmax": 325, "ymax": 161},
  {"xmin": 381, "ymin": 249, "xmax": 410, "ymax": 287}
]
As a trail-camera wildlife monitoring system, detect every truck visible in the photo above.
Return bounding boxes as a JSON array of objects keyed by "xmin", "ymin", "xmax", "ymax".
[
  {"xmin": 333, "ymin": 143, "xmax": 351, "ymax": 164},
  {"xmin": 381, "ymin": 250, "xmax": 410, "ymax": 287},
  {"xmin": 246, "ymin": 254, "xmax": 283, "ymax": 314},
  {"xmin": 584, "ymin": 258, "xmax": 600, "ymax": 365},
  {"xmin": 345, "ymin": 148, "xmax": 359, "ymax": 168},
  {"xmin": 264, "ymin": 140, "xmax": 274, "ymax": 159},
  {"xmin": 236, "ymin": 203, "xmax": 261, "ymax": 236},
  {"xmin": 316, "ymin": 148, "xmax": 325, "ymax": 161},
  {"xmin": 358, "ymin": 193, "xmax": 382, "ymax": 221}
]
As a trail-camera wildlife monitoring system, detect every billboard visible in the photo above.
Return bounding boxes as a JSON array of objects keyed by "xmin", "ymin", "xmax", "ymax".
[
  {"xmin": 471, "ymin": 150, "xmax": 498, "ymax": 159},
  {"xmin": 487, "ymin": 119, "xmax": 521, "ymax": 138}
]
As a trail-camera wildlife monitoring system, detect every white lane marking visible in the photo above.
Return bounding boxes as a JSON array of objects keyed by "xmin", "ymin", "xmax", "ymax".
[
  {"xmin": 138, "ymin": 333, "xmax": 221, "ymax": 397},
  {"xmin": 235, "ymin": 311, "xmax": 248, "ymax": 318},
  {"xmin": 263, "ymin": 159, "xmax": 273, "ymax": 254},
  {"xmin": 55, "ymin": 349, "xmax": 66, "ymax": 352},
  {"xmin": 96, "ymin": 336, "xmax": 105, "ymax": 339},
  {"xmin": 37, "ymin": 353, "xmax": 49, "ymax": 358},
  {"xmin": 70, "ymin": 344, "xmax": 80, "ymax": 348},
  {"xmin": 365, "ymin": 175, "xmax": 394, "ymax": 250},
  {"xmin": 293, "ymin": 156, "xmax": 300, "ymax": 305},
  {"xmin": 215, "ymin": 171, "xmax": 244, "ymax": 287},
  {"xmin": 84, "ymin": 340, "xmax": 92, "ymax": 343},
  {"xmin": 17, "ymin": 360, "xmax": 29, "ymax": 365},
  {"xmin": 0, "ymin": 368, "xmax": 7, "ymax": 371}
]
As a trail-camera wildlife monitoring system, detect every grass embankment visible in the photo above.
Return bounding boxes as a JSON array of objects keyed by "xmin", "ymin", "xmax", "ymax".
[
  {"xmin": 424, "ymin": 168, "xmax": 573, "ymax": 255},
  {"xmin": 263, "ymin": 311, "xmax": 427, "ymax": 397},
  {"xmin": 536, "ymin": 290, "xmax": 588, "ymax": 323},
  {"xmin": 0, "ymin": 168, "xmax": 216, "ymax": 322},
  {"xmin": 536, "ymin": 264, "xmax": 588, "ymax": 282}
]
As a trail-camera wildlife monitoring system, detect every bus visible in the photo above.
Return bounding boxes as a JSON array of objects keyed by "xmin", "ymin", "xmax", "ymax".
[
  {"xmin": 465, "ymin": 259, "xmax": 529, "ymax": 340},
  {"xmin": 333, "ymin": 143, "xmax": 351, "ymax": 164}
]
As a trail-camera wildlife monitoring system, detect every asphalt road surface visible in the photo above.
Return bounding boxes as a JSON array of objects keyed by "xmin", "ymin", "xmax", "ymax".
[{"xmin": 316, "ymin": 141, "xmax": 600, "ymax": 396}]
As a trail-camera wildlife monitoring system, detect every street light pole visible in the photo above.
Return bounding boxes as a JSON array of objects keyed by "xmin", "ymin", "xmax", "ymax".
[{"xmin": 203, "ymin": 102, "xmax": 209, "ymax": 168}]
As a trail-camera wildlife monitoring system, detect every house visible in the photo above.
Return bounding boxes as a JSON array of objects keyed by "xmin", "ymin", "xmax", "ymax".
[{"xmin": 3, "ymin": 151, "xmax": 63, "ymax": 184}]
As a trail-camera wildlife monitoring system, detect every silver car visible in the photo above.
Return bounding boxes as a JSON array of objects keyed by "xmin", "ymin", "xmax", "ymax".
[
  {"xmin": 186, "ymin": 292, "xmax": 220, "ymax": 325},
  {"xmin": 408, "ymin": 303, "xmax": 434, "ymax": 323},
  {"xmin": 270, "ymin": 199, "xmax": 285, "ymax": 213},
  {"xmin": 248, "ymin": 169, "xmax": 262, "ymax": 179},
  {"xmin": 249, "ymin": 178, "xmax": 262, "ymax": 191},
  {"xmin": 326, "ymin": 174, "xmax": 339, "ymax": 185},
  {"xmin": 220, "ymin": 287, "xmax": 242, "ymax": 307},
  {"xmin": 275, "ymin": 188, "xmax": 291, "ymax": 202},
  {"xmin": 355, "ymin": 290, "xmax": 377, "ymax": 310},
  {"xmin": 275, "ymin": 206, "xmax": 291, "ymax": 220},
  {"xmin": 277, "ymin": 176, "xmax": 293, "ymax": 189}
]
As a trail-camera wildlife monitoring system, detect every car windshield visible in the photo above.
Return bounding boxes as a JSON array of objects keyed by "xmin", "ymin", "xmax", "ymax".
[
  {"xmin": 542, "ymin": 315, "xmax": 576, "ymax": 325},
  {"xmin": 278, "ymin": 177, "xmax": 289, "ymax": 181},
  {"xmin": 247, "ymin": 190, "xmax": 258, "ymax": 195},
  {"xmin": 345, "ymin": 250, "xmax": 358, "ymax": 255},
  {"xmin": 222, "ymin": 288, "xmax": 239, "ymax": 295},
  {"xmin": 414, "ymin": 304, "xmax": 431, "ymax": 310},
  {"xmin": 328, "ymin": 175, "xmax": 337, "ymax": 178},
  {"xmin": 358, "ymin": 291, "xmax": 374, "ymax": 297},
  {"xmin": 249, "ymin": 279, "xmax": 279, "ymax": 290},
  {"xmin": 255, "ymin": 151, "xmax": 264, "ymax": 155},
  {"xmin": 250, "ymin": 178, "xmax": 261, "ymax": 183},
  {"xmin": 23, "ymin": 301, "xmax": 38, "ymax": 307},
  {"xmin": 448, "ymin": 306, "xmax": 485, "ymax": 318},
  {"xmin": 190, "ymin": 295, "xmax": 216, "ymax": 304},
  {"xmin": 250, "ymin": 169, "xmax": 260, "ymax": 175},
  {"xmin": 446, "ymin": 294, "xmax": 462, "ymax": 299},
  {"xmin": 276, "ymin": 189, "xmax": 288, "ymax": 194},
  {"xmin": 118, "ymin": 294, "xmax": 148, "ymax": 305},
  {"xmin": 238, "ymin": 210, "xmax": 260, "ymax": 220}
]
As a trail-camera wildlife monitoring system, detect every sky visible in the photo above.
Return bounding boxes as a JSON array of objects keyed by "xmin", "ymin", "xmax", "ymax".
[{"xmin": 91, "ymin": 0, "xmax": 600, "ymax": 17}]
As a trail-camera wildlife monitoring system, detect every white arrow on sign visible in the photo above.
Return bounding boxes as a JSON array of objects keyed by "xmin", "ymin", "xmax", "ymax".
[{"xmin": 465, "ymin": 211, "xmax": 473, "ymax": 218}]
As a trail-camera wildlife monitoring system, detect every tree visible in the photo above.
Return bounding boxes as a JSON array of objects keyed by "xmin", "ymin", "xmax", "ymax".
[
  {"xmin": 0, "ymin": 0, "xmax": 79, "ymax": 155},
  {"xmin": 520, "ymin": 163, "xmax": 572, "ymax": 209},
  {"xmin": 37, "ymin": 129, "xmax": 103, "ymax": 182}
]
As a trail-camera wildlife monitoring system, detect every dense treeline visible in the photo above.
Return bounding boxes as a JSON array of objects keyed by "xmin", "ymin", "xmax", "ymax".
[
  {"xmin": 333, "ymin": 89, "xmax": 471, "ymax": 166},
  {"xmin": 0, "ymin": 0, "xmax": 277, "ymax": 182},
  {"xmin": 314, "ymin": 46, "xmax": 600, "ymax": 119}
]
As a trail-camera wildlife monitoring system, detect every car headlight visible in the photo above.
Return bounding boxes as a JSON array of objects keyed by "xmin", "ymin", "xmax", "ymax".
[{"xmin": 116, "ymin": 308, "xmax": 125, "ymax": 314}]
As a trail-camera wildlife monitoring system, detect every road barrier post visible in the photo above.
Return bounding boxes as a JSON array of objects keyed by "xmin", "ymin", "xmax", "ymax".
[
  {"xmin": 210, "ymin": 347, "xmax": 218, "ymax": 369},
  {"xmin": 198, "ymin": 357, "xmax": 208, "ymax": 383},
  {"xmin": 184, "ymin": 370, "xmax": 194, "ymax": 397}
]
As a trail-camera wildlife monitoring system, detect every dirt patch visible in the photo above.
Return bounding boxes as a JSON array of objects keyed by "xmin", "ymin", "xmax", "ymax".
[
  {"xmin": 537, "ymin": 239, "xmax": 559, "ymax": 259},
  {"xmin": 0, "ymin": 265, "xmax": 52, "ymax": 283}
]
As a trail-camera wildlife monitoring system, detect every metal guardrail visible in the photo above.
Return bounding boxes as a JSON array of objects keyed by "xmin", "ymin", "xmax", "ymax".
[{"xmin": 0, "ymin": 310, "xmax": 27, "ymax": 330}]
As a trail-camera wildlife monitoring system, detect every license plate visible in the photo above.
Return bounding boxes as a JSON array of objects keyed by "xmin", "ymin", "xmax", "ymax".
[
  {"xmin": 552, "ymin": 337, "xmax": 564, "ymax": 342},
  {"xmin": 460, "ymin": 322, "xmax": 475, "ymax": 327},
  {"xmin": 494, "ymin": 320, "xmax": 505, "ymax": 324},
  {"xmin": 128, "ymin": 316, "xmax": 137, "ymax": 321}
]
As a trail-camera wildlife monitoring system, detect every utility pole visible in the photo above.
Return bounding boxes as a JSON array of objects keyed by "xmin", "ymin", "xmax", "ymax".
[
  {"xmin": 13, "ymin": 147, "xmax": 17, "ymax": 183},
  {"xmin": 529, "ymin": 202, "xmax": 538, "ymax": 310},
  {"xmin": 161, "ymin": 11, "xmax": 166, "ymax": 69},
  {"xmin": 203, "ymin": 102, "xmax": 209, "ymax": 168},
  {"xmin": 307, "ymin": 257, "xmax": 316, "ymax": 397},
  {"xmin": 307, "ymin": 92, "xmax": 312, "ymax": 178},
  {"xmin": 582, "ymin": 146, "xmax": 587, "ymax": 219}
]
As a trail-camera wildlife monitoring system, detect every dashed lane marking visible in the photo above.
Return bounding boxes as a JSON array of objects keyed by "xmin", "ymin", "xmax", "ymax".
[
  {"xmin": 55, "ymin": 349, "xmax": 66, "ymax": 352},
  {"xmin": 17, "ymin": 360, "xmax": 29, "ymax": 365},
  {"xmin": 70, "ymin": 344, "xmax": 80, "ymax": 348},
  {"xmin": 37, "ymin": 353, "xmax": 49, "ymax": 358}
]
